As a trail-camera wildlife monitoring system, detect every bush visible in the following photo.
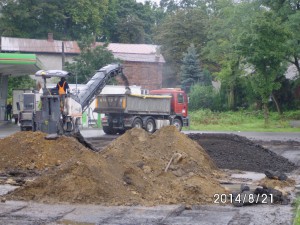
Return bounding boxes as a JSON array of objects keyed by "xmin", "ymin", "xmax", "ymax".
[{"xmin": 189, "ymin": 84, "xmax": 221, "ymax": 110}]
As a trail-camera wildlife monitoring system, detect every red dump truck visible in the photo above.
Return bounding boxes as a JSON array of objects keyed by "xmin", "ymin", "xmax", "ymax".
[{"xmin": 94, "ymin": 88, "xmax": 189, "ymax": 134}]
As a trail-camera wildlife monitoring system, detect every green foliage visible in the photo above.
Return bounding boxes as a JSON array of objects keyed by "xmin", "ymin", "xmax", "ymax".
[
  {"xmin": 238, "ymin": 11, "xmax": 289, "ymax": 90},
  {"xmin": 1, "ymin": 0, "xmax": 300, "ymax": 113},
  {"xmin": 180, "ymin": 44, "xmax": 211, "ymax": 92},
  {"xmin": 188, "ymin": 84, "xmax": 221, "ymax": 110},
  {"xmin": 283, "ymin": 110, "xmax": 300, "ymax": 120},
  {"xmin": 7, "ymin": 76, "xmax": 36, "ymax": 99},
  {"xmin": 65, "ymin": 41, "xmax": 116, "ymax": 84},
  {"xmin": 203, "ymin": 0, "xmax": 251, "ymax": 109},
  {"xmin": 293, "ymin": 197, "xmax": 300, "ymax": 225},
  {"xmin": 188, "ymin": 109, "xmax": 300, "ymax": 132},
  {"xmin": 0, "ymin": 0, "xmax": 158, "ymax": 43},
  {"xmin": 272, "ymin": 76, "xmax": 297, "ymax": 110},
  {"xmin": 106, "ymin": 0, "xmax": 157, "ymax": 43},
  {"xmin": 237, "ymin": 9, "xmax": 290, "ymax": 124},
  {"xmin": 155, "ymin": 8, "xmax": 208, "ymax": 79},
  {"xmin": 117, "ymin": 15, "xmax": 146, "ymax": 44},
  {"xmin": 260, "ymin": 0, "xmax": 300, "ymax": 76},
  {"xmin": 0, "ymin": 0, "xmax": 109, "ymax": 40}
]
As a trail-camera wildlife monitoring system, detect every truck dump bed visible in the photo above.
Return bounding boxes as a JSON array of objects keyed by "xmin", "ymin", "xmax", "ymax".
[{"xmin": 95, "ymin": 94, "xmax": 171, "ymax": 115}]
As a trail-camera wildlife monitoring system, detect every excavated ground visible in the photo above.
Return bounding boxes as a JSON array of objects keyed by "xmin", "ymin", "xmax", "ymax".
[
  {"xmin": 0, "ymin": 128, "xmax": 298, "ymax": 224},
  {"xmin": 0, "ymin": 128, "xmax": 297, "ymax": 206},
  {"xmin": 0, "ymin": 127, "xmax": 225, "ymax": 206}
]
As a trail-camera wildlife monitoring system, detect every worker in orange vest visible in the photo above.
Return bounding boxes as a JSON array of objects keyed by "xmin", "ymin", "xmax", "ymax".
[
  {"xmin": 56, "ymin": 77, "xmax": 70, "ymax": 112},
  {"xmin": 56, "ymin": 77, "xmax": 69, "ymax": 95}
]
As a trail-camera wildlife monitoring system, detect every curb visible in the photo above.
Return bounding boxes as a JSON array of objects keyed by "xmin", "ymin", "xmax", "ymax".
[{"xmin": 290, "ymin": 120, "xmax": 300, "ymax": 128}]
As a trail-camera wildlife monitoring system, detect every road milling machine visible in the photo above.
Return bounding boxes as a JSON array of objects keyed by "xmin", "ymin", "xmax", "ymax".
[{"xmin": 19, "ymin": 64, "xmax": 129, "ymax": 134}]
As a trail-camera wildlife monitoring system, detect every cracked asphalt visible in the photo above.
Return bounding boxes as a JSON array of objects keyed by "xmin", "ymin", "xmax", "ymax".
[{"xmin": 0, "ymin": 201, "xmax": 293, "ymax": 225}]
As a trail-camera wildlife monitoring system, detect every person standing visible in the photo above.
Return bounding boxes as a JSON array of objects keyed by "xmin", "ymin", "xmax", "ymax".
[
  {"xmin": 6, "ymin": 102, "xmax": 12, "ymax": 121},
  {"xmin": 56, "ymin": 77, "xmax": 69, "ymax": 95},
  {"xmin": 56, "ymin": 77, "xmax": 69, "ymax": 112}
]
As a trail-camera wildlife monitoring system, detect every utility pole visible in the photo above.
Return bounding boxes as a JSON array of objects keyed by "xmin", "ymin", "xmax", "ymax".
[{"xmin": 62, "ymin": 41, "xmax": 65, "ymax": 70}]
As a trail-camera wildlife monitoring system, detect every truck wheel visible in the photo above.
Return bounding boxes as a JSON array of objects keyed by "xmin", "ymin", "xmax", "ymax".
[
  {"xmin": 145, "ymin": 118, "xmax": 156, "ymax": 133},
  {"xmin": 118, "ymin": 129, "xmax": 126, "ymax": 135},
  {"xmin": 103, "ymin": 126, "xmax": 117, "ymax": 135},
  {"xmin": 172, "ymin": 118, "xmax": 182, "ymax": 131},
  {"xmin": 33, "ymin": 122, "xmax": 37, "ymax": 132},
  {"xmin": 132, "ymin": 118, "xmax": 143, "ymax": 129}
]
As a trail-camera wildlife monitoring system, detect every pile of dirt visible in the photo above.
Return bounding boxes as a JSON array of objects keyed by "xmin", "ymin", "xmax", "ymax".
[
  {"xmin": 0, "ymin": 131, "xmax": 85, "ymax": 173},
  {"xmin": 7, "ymin": 127, "xmax": 225, "ymax": 206},
  {"xmin": 188, "ymin": 133, "xmax": 297, "ymax": 173},
  {"xmin": 257, "ymin": 178, "xmax": 296, "ymax": 189}
]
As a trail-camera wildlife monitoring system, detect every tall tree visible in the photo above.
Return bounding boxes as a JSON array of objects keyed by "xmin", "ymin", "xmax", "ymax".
[
  {"xmin": 203, "ymin": 0, "xmax": 247, "ymax": 109},
  {"xmin": 155, "ymin": 7, "xmax": 208, "ymax": 81},
  {"xmin": 180, "ymin": 43, "xmax": 210, "ymax": 92},
  {"xmin": 108, "ymin": 0, "xmax": 157, "ymax": 43},
  {"xmin": 117, "ymin": 15, "xmax": 146, "ymax": 43},
  {"xmin": 238, "ymin": 10, "xmax": 290, "ymax": 125},
  {"xmin": 261, "ymin": 0, "xmax": 300, "ymax": 76},
  {"xmin": 0, "ymin": 0, "xmax": 109, "ymax": 40}
]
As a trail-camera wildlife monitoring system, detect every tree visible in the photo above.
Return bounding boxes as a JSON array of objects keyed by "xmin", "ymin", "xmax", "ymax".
[
  {"xmin": 180, "ymin": 43, "xmax": 211, "ymax": 92},
  {"xmin": 261, "ymin": 0, "xmax": 300, "ymax": 77},
  {"xmin": 117, "ymin": 15, "xmax": 146, "ymax": 43},
  {"xmin": 0, "ymin": 0, "xmax": 109, "ymax": 40},
  {"xmin": 106, "ymin": 0, "xmax": 157, "ymax": 43},
  {"xmin": 238, "ymin": 10, "xmax": 290, "ymax": 125},
  {"xmin": 0, "ymin": 0, "xmax": 160, "ymax": 44},
  {"xmin": 155, "ymin": 8, "xmax": 208, "ymax": 81},
  {"xmin": 65, "ymin": 39, "xmax": 116, "ymax": 84},
  {"xmin": 7, "ymin": 76, "xmax": 36, "ymax": 99},
  {"xmin": 159, "ymin": 0, "xmax": 209, "ymax": 12},
  {"xmin": 203, "ymin": 0, "xmax": 251, "ymax": 110}
]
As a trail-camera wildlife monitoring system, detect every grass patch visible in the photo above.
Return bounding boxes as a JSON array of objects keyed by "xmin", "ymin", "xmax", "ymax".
[
  {"xmin": 186, "ymin": 109, "xmax": 300, "ymax": 132},
  {"xmin": 293, "ymin": 197, "xmax": 300, "ymax": 225}
]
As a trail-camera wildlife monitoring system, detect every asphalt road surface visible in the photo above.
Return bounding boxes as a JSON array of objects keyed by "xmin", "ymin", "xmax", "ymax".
[
  {"xmin": 1, "ymin": 123, "xmax": 300, "ymax": 142},
  {"xmin": 0, "ymin": 201, "xmax": 293, "ymax": 225}
]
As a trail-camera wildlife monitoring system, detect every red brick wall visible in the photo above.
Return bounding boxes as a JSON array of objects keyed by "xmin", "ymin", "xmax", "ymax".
[{"xmin": 120, "ymin": 62, "xmax": 163, "ymax": 90}]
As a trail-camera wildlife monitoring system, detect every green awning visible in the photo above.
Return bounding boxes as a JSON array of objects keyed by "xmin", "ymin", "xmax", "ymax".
[{"xmin": 0, "ymin": 53, "xmax": 44, "ymax": 76}]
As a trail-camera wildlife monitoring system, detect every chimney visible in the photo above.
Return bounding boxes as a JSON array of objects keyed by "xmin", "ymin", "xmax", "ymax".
[
  {"xmin": 48, "ymin": 33, "xmax": 54, "ymax": 42},
  {"xmin": 155, "ymin": 46, "xmax": 160, "ymax": 62}
]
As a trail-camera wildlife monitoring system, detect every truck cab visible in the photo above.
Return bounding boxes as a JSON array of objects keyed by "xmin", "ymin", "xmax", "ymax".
[
  {"xmin": 149, "ymin": 88, "xmax": 188, "ymax": 118},
  {"xmin": 149, "ymin": 88, "xmax": 189, "ymax": 130}
]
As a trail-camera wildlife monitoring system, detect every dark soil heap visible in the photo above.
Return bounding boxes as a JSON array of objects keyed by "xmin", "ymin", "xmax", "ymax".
[
  {"xmin": 188, "ymin": 133, "xmax": 297, "ymax": 173},
  {"xmin": 6, "ymin": 127, "xmax": 225, "ymax": 206}
]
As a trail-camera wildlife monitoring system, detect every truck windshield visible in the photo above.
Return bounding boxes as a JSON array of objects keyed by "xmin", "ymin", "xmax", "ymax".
[{"xmin": 23, "ymin": 95, "xmax": 35, "ymax": 110}]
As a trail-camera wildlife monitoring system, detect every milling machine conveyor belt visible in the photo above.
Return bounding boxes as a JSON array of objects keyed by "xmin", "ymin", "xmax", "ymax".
[{"xmin": 77, "ymin": 64, "xmax": 125, "ymax": 112}]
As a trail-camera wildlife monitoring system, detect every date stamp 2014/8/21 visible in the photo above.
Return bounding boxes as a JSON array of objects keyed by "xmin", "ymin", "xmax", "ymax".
[{"xmin": 213, "ymin": 193, "xmax": 274, "ymax": 204}]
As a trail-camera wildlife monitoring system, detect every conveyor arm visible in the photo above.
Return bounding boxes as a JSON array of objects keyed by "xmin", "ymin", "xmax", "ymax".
[{"xmin": 77, "ymin": 64, "xmax": 130, "ymax": 112}]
